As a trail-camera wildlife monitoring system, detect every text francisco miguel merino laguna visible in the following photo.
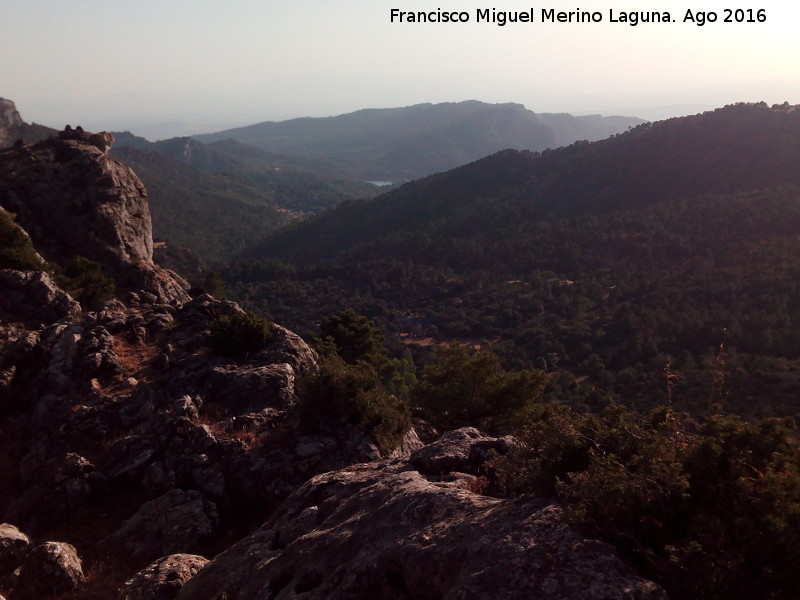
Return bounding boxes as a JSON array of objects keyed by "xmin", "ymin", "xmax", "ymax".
[{"xmin": 389, "ymin": 7, "xmax": 767, "ymax": 26}]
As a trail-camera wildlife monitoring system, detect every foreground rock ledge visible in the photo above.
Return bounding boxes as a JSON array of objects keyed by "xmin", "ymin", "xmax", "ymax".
[{"xmin": 176, "ymin": 428, "xmax": 666, "ymax": 600}]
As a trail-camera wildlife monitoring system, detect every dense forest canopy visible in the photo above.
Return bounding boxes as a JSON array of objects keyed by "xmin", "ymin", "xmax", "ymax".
[{"xmin": 217, "ymin": 103, "xmax": 800, "ymax": 418}]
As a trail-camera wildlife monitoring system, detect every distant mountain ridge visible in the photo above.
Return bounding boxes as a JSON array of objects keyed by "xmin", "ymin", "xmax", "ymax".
[
  {"xmin": 247, "ymin": 102, "xmax": 800, "ymax": 265},
  {"xmin": 194, "ymin": 101, "xmax": 645, "ymax": 182},
  {"xmin": 113, "ymin": 132, "xmax": 379, "ymax": 198}
]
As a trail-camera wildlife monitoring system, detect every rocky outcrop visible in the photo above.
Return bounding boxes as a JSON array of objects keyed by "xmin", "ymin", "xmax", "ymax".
[
  {"xmin": 0, "ymin": 100, "xmax": 23, "ymax": 130},
  {"xmin": 118, "ymin": 554, "xmax": 209, "ymax": 600},
  {"xmin": 409, "ymin": 427, "xmax": 509, "ymax": 475},
  {"xmin": 0, "ymin": 275, "xmax": 416, "ymax": 570},
  {"xmin": 0, "ymin": 269, "xmax": 80, "ymax": 323},
  {"xmin": 0, "ymin": 127, "xmax": 189, "ymax": 303},
  {"xmin": 176, "ymin": 428, "xmax": 667, "ymax": 600},
  {"xmin": 0, "ymin": 100, "xmax": 23, "ymax": 148},
  {"xmin": 106, "ymin": 490, "xmax": 219, "ymax": 562}
]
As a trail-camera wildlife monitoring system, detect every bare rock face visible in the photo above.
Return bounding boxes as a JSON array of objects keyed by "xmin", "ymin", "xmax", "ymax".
[
  {"xmin": 118, "ymin": 554, "xmax": 209, "ymax": 600},
  {"xmin": 409, "ymin": 427, "xmax": 509, "ymax": 475},
  {"xmin": 0, "ymin": 99, "xmax": 24, "ymax": 148},
  {"xmin": 0, "ymin": 100, "xmax": 23, "ymax": 129},
  {"xmin": 10, "ymin": 541, "xmax": 84, "ymax": 600},
  {"xmin": 0, "ymin": 288, "xmax": 345, "ymax": 540},
  {"xmin": 0, "ymin": 128, "xmax": 189, "ymax": 303},
  {"xmin": 176, "ymin": 428, "xmax": 667, "ymax": 600},
  {"xmin": 106, "ymin": 490, "xmax": 219, "ymax": 563},
  {"xmin": 0, "ymin": 269, "xmax": 80, "ymax": 323},
  {"xmin": 0, "ymin": 98, "xmax": 56, "ymax": 149}
]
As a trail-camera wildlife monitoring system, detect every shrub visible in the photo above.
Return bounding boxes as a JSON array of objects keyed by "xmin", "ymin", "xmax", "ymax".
[
  {"xmin": 494, "ymin": 406, "xmax": 800, "ymax": 600},
  {"xmin": 412, "ymin": 343, "xmax": 546, "ymax": 433},
  {"xmin": 198, "ymin": 271, "xmax": 226, "ymax": 298},
  {"xmin": 319, "ymin": 308, "xmax": 388, "ymax": 369},
  {"xmin": 209, "ymin": 311, "xmax": 273, "ymax": 358},
  {"xmin": 55, "ymin": 255, "xmax": 116, "ymax": 309},
  {"xmin": 298, "ymin": 354, "xmax": 411, "ymax": 451},
  {"xmin": 0, "ymin": 209, "xmax": 43, "ymax": 271}
]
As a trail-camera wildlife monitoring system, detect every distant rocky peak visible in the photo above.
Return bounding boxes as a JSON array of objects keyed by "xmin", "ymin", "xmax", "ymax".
[
  {"xmin": 0, "ymin": 98, "xmax": 25, "ymax": 148},
  {"xmin": 0, "ymin": 97, "xmax": 24, "ymax": 128},
  {"xmin": 0, "ymin": 98, "xmax": 57, "ymax": 148}
]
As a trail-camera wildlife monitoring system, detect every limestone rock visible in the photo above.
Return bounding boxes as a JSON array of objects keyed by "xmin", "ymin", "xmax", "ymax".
[
  {"xmin": 409, "ymin": 427, "xmax": 509, "ymax": 476},
  {"xmin": 106, "ymin": 490, "xmax": 219, "ymax": 562},
  {"xmin": 0, "ymin": 128, "xmax": 189, "ymax": 303},
  {"xmin": 0, "ymin": 99, "xmax": 24, "ymax": 148},
  {"xmin": 176, "ymin": 431, "xmax": 667, "ymax": 600},
  {"xmin": 205, "ymin": 363, "xmax": 298, "ymax": 414},
  {"xmin": 0, "ymin": 269, "xmax": 80, "ymax": 323},
  {"xmin": 11, "ymin": 541, "xmax": 84, "ymax": 600},
  {"xmin": 0, "ymin": 282, "xmax": 344, "ymax": 541},
  {"xmin": 167, "ymin": 309, "xmax": 319, "ymax": 415},
  {"xmin": 262, "ymin": 324, "xmax": 319, "ymax": 375},
  {"xmin": 0, "ymin": 99, "xmax": 23, "ymax": 131},
  {"xmin": 103, "ymin": 434, "xmax": 159, "ymax": 480},
  {"xmin": 118, "ymin": 554, "xmax": 209, "ymax": 600}
]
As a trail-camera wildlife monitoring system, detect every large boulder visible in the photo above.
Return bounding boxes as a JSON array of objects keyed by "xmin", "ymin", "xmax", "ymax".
[
  {"xmin": 10, "ymin": 541, "xmax": 84, "ymax": 600},
  {"xmin": 176, "ymin": 429, "xmax": 667, "ymax": 600},
  {"xmin": 409, "ymin": 427, "xmax": 508, "ymax": 475},
  {"xmin": 118, "ymin": 554, "xmax": 209, "ymax": 600}
]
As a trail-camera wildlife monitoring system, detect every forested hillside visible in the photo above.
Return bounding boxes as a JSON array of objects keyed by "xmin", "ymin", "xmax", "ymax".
[
  {"xmin": 224, "ymin": 103, "xmax": 800, "ymax": 417},
  {"xmin": 111, "ymin": 143, "xmax": 378, "ymax": 264}
]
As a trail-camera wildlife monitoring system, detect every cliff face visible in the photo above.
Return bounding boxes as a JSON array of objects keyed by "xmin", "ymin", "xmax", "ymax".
[
  {"xmin": 0, "ymin": 99, "xmax": 24, "ymax": 138},
  {"xmin": 0, "ymin": 127, "xmax": 189, "ymax": 303}
]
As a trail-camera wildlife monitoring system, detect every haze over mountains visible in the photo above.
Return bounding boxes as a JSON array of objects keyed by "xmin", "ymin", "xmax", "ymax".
[
  {"xmin": 107, "ymin": 100, "xmax": 642, "ymax": 262},
  {"xmin": 0, "ymin": 96, "xmax": 644, "ymax": 269},
  {"xmin": 195, "ymin": 101, "xmax": 645, "ymax": 182},
  {"xmin": 248, "ymin": 102, "xmax": 800, "ymax": 265}
]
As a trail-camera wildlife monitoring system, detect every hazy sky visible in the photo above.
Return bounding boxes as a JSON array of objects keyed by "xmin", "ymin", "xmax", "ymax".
[{"xmin": 2, "ymin": 0, "xmax": 798, "ymax": 139}]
